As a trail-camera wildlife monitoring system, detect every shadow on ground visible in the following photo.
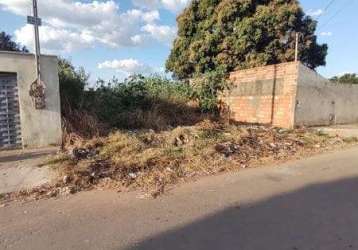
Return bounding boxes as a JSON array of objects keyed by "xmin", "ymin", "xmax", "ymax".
[{"xmin": 129, "ymin": 177, "xmax": 358, "ymax": 250}]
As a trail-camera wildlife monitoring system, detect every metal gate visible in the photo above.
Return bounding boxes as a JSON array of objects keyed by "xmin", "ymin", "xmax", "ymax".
[{"xmin": 0, "ymin": 73, "xmax": 22, "ymax": 149}]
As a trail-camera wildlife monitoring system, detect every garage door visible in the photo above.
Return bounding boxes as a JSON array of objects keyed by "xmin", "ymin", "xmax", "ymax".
[{"xmin": 0, "ymin": 73, "xmax": 22, "ymax": 149}]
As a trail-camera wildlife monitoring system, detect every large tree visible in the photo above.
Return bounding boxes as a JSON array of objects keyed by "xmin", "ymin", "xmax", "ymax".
[
  {"xmin": 166, "ymin": 0, "xmax": 328, "ymax": 79},
  {"xmin": 0, "ymin": 31, "xmax": 28, "ymax": 52}
]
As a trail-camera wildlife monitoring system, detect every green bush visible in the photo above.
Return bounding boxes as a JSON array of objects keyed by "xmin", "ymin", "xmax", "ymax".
[
  {"xmin": 58, "ymin": 58, "xmax": 88, "ymax": 111},
  {"xmin": 58, "ymin": 60, "xmax": 220, "ymax": 132},
  {"xmin": 191, "ymin": 70, "xmax": 230, "ymax": 113},
  {"xmin": 81, "ymin": 75, "xmax": 202, "ymax": 130}
]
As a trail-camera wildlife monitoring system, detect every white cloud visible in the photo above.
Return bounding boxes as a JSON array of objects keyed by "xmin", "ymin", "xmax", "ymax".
[
  {"xmin": 0, "ymin": 0, "xmax": 31, "ymax": 16},
  {"xmin": 161, "ymin": 0, "xmax": 189, "ymax": 12},
  {"xmin": 130, "ymin": 34, "xmax": 145, "ymax": 45},
  {"xmin": 0, "ymin": 0, "xmax": 174, "ymax": 53},
  {"xmin": 132, "ymin": 0, "xmax": 160, "ymax": 10},
  {"xmin": 132, "ymin": 0, "xmax": 190, "ymax": 13},
  {"xmin": 307, "ymin": 9, "xmax": 324, "ymax": 17},
  {"xmin": 142, "ymin": 10, "xmax": 160, "ymax": 23},
  {"xmin": 0, "ymin": 0, "xmax": 120, "ymax": 27},
  {"xmin": 15, "ymin": 24, "xmax": 95, "ymax": 54},
  {"xmin": 320, "ymin": 31, "xmax": 333, "ymax": 37},
  {"xmin": 142, "ymin": 24, "xmax": 177, "ymax": 44},
  {"xmin": 98, "ymin": 59, "xmax": 155, "ymax": 74}
]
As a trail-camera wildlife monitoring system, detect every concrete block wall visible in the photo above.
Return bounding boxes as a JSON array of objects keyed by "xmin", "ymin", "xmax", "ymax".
[
  {"xmin": 0, "ymin": 51, "xmax": 62, "ymax": 148},
  {"xmin": 224, "ymin": 61, "xmax": 358, "ymax": 128},
  {"xmin": 225, "ymin": 62, "xmax": 299, "ymax": 128},
  {"xmin": 295, "ymin": 64, "xmax": 358, "ymax": 126}
]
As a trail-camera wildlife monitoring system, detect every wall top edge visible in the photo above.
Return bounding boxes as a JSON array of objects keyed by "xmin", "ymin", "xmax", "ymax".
[{"xmin": 0, "ymin": 51, "xmax": 57, "ymax": 58}]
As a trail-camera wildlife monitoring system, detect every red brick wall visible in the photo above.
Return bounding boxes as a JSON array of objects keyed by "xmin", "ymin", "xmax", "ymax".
[{"xmin": 223, "ymin": 62, "xmax": 299, "ymax": 128}]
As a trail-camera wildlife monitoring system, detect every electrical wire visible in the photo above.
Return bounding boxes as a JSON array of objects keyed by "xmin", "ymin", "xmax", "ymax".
[
  {"xmin": 323, "ymin": 0, "xmax": 337, "ymax": 12},
  {"xmin": 318, "ymin": 0, "xmax": 354, "ymax": 31},
  {"xmin": 315, "ymin": 0, "xmax": 337, "ymax": 22}
]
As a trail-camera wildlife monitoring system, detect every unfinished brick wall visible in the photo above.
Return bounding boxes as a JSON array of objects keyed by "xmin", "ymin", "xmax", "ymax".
[{"xmin": 223, "ymin": 62, "xmax": 299, "ymax": 128}]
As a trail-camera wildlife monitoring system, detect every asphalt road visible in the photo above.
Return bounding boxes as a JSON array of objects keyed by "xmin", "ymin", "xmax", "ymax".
[{"xmin": 1, "ymin": 146, "xmax": 358, "ymax": 250}]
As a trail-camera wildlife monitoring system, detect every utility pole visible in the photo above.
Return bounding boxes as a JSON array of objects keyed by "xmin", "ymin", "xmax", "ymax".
[
  {"xmin": 27, "ymin": 0, "xmax": 46, "ymax": 109},
  {"xmin": 294, "ymin": 32, "xmax": 300, "ymax": 62},
  {"xmin": 29, "ymin": 0, "xmax": 42, "ymax": 82}
]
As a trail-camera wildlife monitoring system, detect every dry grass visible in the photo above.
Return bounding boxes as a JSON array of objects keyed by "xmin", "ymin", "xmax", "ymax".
[
  {"xmin": 44, "ymin": 123, "xmax": 358, "ymax": 191},
  {"xmin": 2, "ymin": 120, "xmax": 357, "ymax": 203}
]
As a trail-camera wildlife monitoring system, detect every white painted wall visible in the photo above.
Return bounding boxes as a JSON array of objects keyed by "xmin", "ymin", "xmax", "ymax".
[
  {"xmin": 0, "ymin": 51, "xmax": 62, "ymax": 148},
  {"xmin": 295, "ymin": 64, "xmax": 358, "ymax": 126}
]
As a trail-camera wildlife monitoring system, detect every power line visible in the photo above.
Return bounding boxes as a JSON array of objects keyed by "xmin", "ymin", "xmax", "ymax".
[
  {"xmin": 316, "ymin": 0, "xmax": 337, "ymax": 22},
  {"xmin": 318, "ymin": 0, "xmax": 353, "ymax": 31},
  {"xmin": 323, "ymin": 0, "xmax": 337, "ymax": 12}
]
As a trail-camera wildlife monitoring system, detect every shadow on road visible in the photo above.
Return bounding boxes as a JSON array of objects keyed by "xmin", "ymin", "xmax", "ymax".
[{"xmin": 129, "ymin": 177, "xmax": 358, "ymax": 250}]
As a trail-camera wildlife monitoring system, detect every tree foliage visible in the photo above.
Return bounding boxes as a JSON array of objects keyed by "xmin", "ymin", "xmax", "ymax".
[
  {"xmin": 331, "ymin": 73, "xmax": 358, "ymax": 84},
  {"xmin": 166, "ymin": 0, "xmax": 328, "ymax": 79},
  {"xmin": 58, "ymin": 58, "xmax": 89, "ymax": 111},
  {"xmin": 0, "ymin": 31, "xmax": 29, "ymax": 52}
]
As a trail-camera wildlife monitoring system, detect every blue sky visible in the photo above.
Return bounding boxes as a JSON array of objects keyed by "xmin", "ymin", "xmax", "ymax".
[{"xmin": 0, "ymin": 0, "xmax": 357, "ymax": 84}]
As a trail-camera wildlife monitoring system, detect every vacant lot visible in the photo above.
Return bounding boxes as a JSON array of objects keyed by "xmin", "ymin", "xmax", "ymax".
[{"xmin": 1, "ymin": 120, "xmax": 357, "ymax": 204}]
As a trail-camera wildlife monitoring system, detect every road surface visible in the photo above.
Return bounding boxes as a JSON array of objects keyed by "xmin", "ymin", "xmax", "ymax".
[{"xmin": 1, "ymin": 146, "xmax": 358, "ymax": 250}]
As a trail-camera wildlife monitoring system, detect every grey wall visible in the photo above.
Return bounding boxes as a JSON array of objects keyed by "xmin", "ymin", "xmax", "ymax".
[
  {"xmin": 295, "ymin": 64, "xmax": 358, "ymax": 126},
  {"xmin": 0, "ymin": 51, "xmax": 62, "ymax": 148}
]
